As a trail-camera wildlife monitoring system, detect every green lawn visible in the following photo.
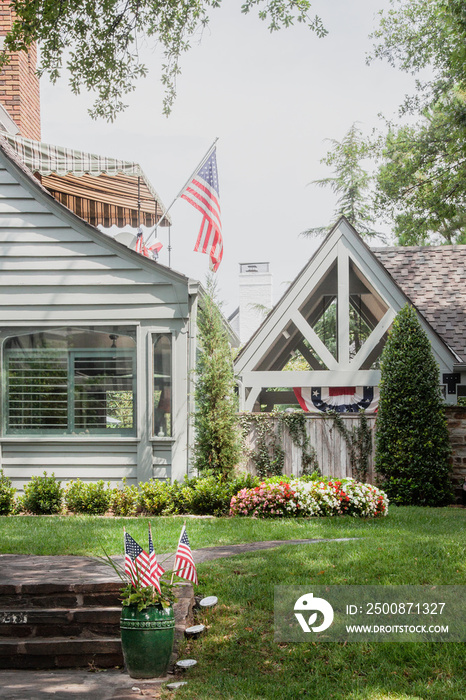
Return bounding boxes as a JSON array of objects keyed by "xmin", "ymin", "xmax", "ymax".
[
  {"xmin": 1, "ymin": 507, "xmax": 464, "ymax": 561},
  {"xmin": 171, "ymin": 508, "xmax": 465, "ymax": 700},
  {"xmin": 1, "ymin": 507, "xmax": 465, "ymax": 699}
]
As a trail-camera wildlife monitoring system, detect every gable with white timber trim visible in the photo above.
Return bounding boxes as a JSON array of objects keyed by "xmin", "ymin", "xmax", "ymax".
[{"xmin": 235, "ymin": 218, "xmax": 456, "ymax": 412}]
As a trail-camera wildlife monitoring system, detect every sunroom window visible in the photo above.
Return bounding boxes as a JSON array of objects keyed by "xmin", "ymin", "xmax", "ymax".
[
  {"xmin": 153, "ymin": 334, "xmax": 172, "ymax": 437},
  {"xmin": 3, "ymin": 327, "xmax": 136, "ymax": 436}
]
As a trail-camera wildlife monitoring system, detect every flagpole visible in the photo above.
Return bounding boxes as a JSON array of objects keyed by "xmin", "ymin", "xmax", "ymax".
[{"xmin": 145, "ymin": 138, "xmax": 219, "ymax": 247}]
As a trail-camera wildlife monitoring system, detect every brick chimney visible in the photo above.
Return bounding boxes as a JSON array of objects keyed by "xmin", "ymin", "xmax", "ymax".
[{"xmin": 0, "ymin": 4, "xmax": 41, "ymax": 140}]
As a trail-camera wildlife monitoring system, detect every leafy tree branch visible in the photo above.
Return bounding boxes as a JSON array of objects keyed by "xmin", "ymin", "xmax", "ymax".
[
  {"xmin": 368, "ymin": 0, "xmax": 466, "ymax": 245},
  {"xmin": 1, "ymin": 0, "xmax": 327, "ymax": 120}
]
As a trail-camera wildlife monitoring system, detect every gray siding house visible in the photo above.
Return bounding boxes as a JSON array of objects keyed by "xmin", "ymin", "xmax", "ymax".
[{"xmin": 0, "ymin": 136, "xmax": 201, "ymax": 491}]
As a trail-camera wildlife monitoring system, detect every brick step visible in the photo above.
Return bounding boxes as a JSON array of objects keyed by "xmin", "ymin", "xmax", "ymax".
[
  {"xmin": 0, "ymin": 636, "xmax": 123, "ymax": 669},
  {"xmin": 0, "ymin": 582, "xmax": 122, "ymax": 609},
  {"xmin": 0, "ymin": 581, "xmax": 194, "ymax": 669},
  {"xmin": 0, "ymin": 607, "xmax": 121, "ymax": 638}
]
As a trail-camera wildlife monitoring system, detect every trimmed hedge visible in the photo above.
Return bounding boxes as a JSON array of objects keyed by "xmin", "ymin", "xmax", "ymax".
[
  {"xmin": 6, "ymin": 471, "xmax": 260, "ymax": 517},
  {"xmin": 5, "ymin": 471, "xmax": 389, "ymax": 520},
  {"xmin": 138, "ymin": 472, "xmax": 259, "ymax": 516}
]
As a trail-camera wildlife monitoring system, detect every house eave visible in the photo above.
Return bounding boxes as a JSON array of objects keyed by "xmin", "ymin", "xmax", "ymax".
[{"xmin": 0, "ymin": 135, "xmax": 193, "ymax": 288}]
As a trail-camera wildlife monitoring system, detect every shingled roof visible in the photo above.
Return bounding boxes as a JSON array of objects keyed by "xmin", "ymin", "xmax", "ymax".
[{"xmin": 372, "ymin": 245, "xmax": 466, "ymax": 362}]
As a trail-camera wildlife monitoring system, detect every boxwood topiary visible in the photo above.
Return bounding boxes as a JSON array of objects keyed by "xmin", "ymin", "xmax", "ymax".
[
  {"xmin": 110, "ymin": 478, "xmax": 139, "ymax": 516},
  {"xmin": 375, "ymin": 304, "xmax": 453, "ymax": 506},
  {"xmin": 0, "ymin": 469, "xmax": 16, "ymax": 515},
  {"xmin": 65, "ymin": 479, "xmax": 112, "ymax": 515},
  {"xmin": 22, "ymin": 471, "xmax": 64, "ymax": 515}
]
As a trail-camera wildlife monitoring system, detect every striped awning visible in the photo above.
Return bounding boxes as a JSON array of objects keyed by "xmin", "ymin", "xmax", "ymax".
[{"xmin": 1, "ymin": 132, "xmax": 171, "ymax": 229}]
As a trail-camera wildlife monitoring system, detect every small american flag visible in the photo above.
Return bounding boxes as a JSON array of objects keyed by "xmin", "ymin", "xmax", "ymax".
[
  {"xmin": 149, "ymin": 524, "xmax": 164, "ymax": 593},
  {"xmin": 124, "ymin": 532, "xmax": 152, "ymax": 587},
  {"xmin": 135, "ymin": 228, "xmax": 163, "ymax": 260},
  {"xmin": 181, "ymin": 148, "xmax": 223, "ymax": 272},
  {"xmin": 173, "ymin": 525, "xmax": 198, "ymax": 584}
]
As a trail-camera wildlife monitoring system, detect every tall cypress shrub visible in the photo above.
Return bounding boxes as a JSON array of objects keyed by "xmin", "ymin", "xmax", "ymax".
[
  {"xmin": 192, "ymin": 279, "xmax": 241, "ymax": 480},
  {"xmin": 375, "ymin": 304, "xmax": 452, "ymax": 506}
]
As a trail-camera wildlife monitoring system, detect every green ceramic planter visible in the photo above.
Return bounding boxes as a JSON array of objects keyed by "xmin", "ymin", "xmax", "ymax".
[{"xmin": 120, "ymin": 604, "xmax": 175, "ymax": 678}]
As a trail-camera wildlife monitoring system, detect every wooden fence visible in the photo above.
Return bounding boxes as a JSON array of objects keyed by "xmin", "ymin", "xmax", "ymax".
[
  {"xmin": 239, "ymin": 407, "xmax": 466, "ymax": 501},
  {"xmin": 239, "ymin": 414, "xmax": 377, "ymax": 483}
]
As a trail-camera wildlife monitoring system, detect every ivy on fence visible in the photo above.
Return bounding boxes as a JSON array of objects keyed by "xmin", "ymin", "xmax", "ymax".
[
  {"xmin": 239, "ymin": 410, "xmax": 373, "ymax": 481},
  {"xmin": 238, "ymin": 412, "xmax": 319, "ymax": 479},
  {"xmin": 324, "ymin": 410, "xmax": 373, "ymax": 482}
]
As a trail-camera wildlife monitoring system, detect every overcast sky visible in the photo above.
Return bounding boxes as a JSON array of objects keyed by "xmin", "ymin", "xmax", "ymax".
[{"xmin": 40, "ymin": 0, "xmax": 418, "ymax": 316}]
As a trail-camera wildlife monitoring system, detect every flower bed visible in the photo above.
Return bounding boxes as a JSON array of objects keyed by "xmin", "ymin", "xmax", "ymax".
[{"xmin": 229, "ymin": 478, "xmax": 388, "ymax": 518}]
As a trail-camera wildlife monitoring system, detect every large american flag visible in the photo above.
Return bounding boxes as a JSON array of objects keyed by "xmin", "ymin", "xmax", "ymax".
[
  {"xmin": 181, "ymin": 148, "xmax": 223, "ymax": 272},
  {"xmin": 124, "ymin": 532, "xmax": 152, "ymax": 587},
  {"xmin": 173, "ymin": 525, "xmax": 198, "ymax": 585},
  {"xmin": 148, "ymin": 524, "xmax": 164, "ymax": 593}
]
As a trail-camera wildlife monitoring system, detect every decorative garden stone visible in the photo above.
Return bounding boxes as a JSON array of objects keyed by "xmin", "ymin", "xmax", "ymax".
[{"xmin": 199, "ymin": 596, "xmax": 217, "ymax": 607}]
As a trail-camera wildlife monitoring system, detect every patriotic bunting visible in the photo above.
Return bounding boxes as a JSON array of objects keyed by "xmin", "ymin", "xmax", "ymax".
[{"xmin": 294, "ymin": 386, "xmax": 379, "ymax": 414}]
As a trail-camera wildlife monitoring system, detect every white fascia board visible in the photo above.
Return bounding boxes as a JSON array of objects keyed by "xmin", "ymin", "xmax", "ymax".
[
  {"xmin": 342, "ymin": 224, "xmax": 456, "ymax": 368},
  {"xmin": 0, "ymin": 107, "xmax": 19, "ymax": 135},
  {"xmin": 241, "ymin": 369, "xmax": 381, "ymax": 388},
  {"xmin": 235, "ymin": 226, "xmax": 343, "ymax": 373}
]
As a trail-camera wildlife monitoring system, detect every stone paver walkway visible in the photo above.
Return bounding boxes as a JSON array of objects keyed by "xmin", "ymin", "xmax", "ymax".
[
  {"xmin": 0, "ymin": 668, "xmax": 167, "ymax": 700},
  {"xmin": 0, "ymin": 538, "xmax": 357, "ymax": 586}
]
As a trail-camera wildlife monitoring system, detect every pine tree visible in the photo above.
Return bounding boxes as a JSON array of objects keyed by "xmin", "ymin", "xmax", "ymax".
[
  {"xmin": 192, "ymin": 278, "xmax": 241, "ymax": 480},
  {"xmin": 301, "ymin": 123, "xmax": 381, "ymax": 238},
  {"xmin": 375, "ymin": 304, "xmax": 452, "ymax": 506}
]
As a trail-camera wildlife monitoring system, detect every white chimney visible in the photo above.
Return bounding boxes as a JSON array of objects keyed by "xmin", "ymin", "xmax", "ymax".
[{"xmin": 238, "ymin": 262, "xmax": 273, "ymax": 343}]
